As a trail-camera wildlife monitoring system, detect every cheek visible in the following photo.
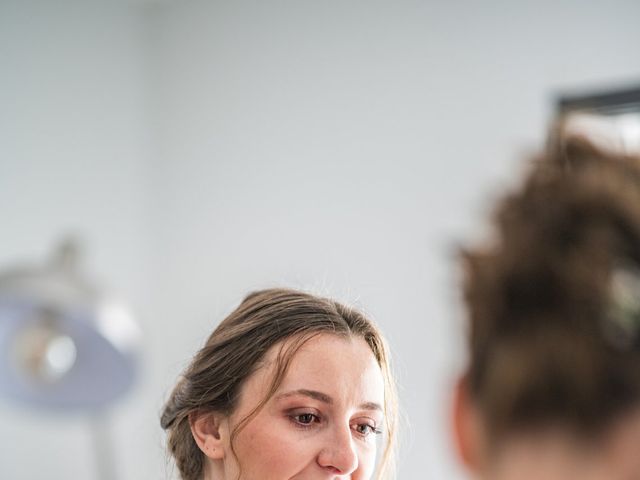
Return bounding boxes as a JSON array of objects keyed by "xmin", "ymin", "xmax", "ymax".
[
  {"xmin": 355, "ymin": 444, "xmax": 378, "ymax": 479},
  {"xmin": 232, "ymin": 419, "xmax": 318, "ymax": 476}
]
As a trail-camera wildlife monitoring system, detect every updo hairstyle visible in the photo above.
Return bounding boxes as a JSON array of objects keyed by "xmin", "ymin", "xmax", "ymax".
[{"xmin": 462, "ymin": 129, "xmax": 640, "ymax": 443}]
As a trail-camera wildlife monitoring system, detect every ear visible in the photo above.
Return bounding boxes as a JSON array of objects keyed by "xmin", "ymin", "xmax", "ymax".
[
  {"xmin": 189, "ymin": 411, "xmax": 227, "ymax": 460},
  {"xmin": 452, "ymin": 376, "xmax": 486, "ymax": 473}
]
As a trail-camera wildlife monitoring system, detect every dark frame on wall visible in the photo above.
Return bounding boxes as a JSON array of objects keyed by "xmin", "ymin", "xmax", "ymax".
[{"xmin": 557, "ymin": 84, "xmax": 640, "ymax": 116}]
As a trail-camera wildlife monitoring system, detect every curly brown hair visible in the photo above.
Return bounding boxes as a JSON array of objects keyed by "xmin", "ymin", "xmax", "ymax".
[{"xmin": 462, "ymin": 127, "xmax": 640, "ymax": 443}]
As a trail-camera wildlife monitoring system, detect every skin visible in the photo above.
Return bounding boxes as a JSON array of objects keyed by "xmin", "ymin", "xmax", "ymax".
[
  {"xmin": 453, "ymin": 379, "xmax": 640, "ymax": 480},
  {"xmin": 192, "ymin": 333, "xmax": 385, "ymax": 480}
]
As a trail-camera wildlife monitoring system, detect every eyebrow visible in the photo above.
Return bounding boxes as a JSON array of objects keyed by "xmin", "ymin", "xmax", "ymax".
[{"xmin": 276, "ymin": 389, "xmax": 383, "ymax": 412}]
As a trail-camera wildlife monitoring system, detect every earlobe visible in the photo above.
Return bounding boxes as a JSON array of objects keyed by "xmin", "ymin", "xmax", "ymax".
[
  {"xmin": 189, "ymin": 411, "xmax": 227, "ymax": 460},
  {"xmin": 452, "ymin": 376, "xmax": 485, "ymax": 473}
]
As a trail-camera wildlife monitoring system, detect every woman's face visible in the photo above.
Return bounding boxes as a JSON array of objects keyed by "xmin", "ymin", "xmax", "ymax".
[{"xmin": 208, "ymin": 333, "xmax": 386, "ymax": 480}]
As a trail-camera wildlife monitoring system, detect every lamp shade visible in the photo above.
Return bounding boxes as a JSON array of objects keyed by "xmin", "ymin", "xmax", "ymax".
[{"xmin": 0, "ymin": 240, "xmax": 140, "ymax": 411}]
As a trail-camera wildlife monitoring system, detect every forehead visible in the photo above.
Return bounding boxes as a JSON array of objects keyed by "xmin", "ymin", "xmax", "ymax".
[{"xmin": 247, "ymin": 333, "xmax": 385, "ymax": 406}]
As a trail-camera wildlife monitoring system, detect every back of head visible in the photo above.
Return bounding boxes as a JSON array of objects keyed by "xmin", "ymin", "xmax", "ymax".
[{"xmin": 462, "ymin": 127, "xmax": 640, "ymax": 443}]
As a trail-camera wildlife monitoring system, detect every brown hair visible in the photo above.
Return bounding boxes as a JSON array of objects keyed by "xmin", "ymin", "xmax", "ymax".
[
  {"xmin": 462, "ymin": 128, "xmax": 640, "ymax": 443},
  {"xmin": 160, "ymin": 288, "xmax": 397, "ymax": 480}
]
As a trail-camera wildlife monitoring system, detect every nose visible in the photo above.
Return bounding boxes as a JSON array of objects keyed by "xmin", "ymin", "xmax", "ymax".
[{"xmin": 317, "ymin": 425, "xmax": 359, "ymax": 475}]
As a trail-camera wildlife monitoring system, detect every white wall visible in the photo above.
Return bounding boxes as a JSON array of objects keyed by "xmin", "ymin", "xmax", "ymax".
[
  {"xmin": 2, "ymin": 0, "xmax": 640, "ymax": 479},
  {"xmin": 147, "ymin": 2, "xmax": 640, "ymax": 479},
  {"xmin": 0, "ymin": 0, "xmax": 153, "ymax": 478}
]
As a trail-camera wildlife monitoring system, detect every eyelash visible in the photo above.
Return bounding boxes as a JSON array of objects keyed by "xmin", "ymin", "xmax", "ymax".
[{"xmin": 289, "ymin": 412, "xmax": 382, "ymax": 438}]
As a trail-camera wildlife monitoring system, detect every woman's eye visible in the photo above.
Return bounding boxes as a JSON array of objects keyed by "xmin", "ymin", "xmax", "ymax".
[
  {"xmin": 293, "ymin": 413, "xmax": 319, "ymax": 425},
  {"xmin": 353, "ymin": 423, "xmax": 380, "ymax": 437}
]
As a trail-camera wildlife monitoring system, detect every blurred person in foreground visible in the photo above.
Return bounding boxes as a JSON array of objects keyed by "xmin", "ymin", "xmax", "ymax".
[
  {"xmin": 453, "ymin": 122, "xmax": 640, "ymax": 480},
  {"xmin": 161, "ymin": 288, "xmax": 397, "ymax": 480}
]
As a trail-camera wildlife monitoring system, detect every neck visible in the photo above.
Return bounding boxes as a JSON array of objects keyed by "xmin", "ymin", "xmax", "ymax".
[{"xmin": 484, "ymin": 431, "xmax": 597, "ymax": 480}]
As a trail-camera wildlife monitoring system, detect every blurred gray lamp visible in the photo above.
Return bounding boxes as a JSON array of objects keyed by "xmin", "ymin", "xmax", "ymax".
[{"xmin": 0, "ymin": 239, "xmax": 140, "ymax": 411}]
